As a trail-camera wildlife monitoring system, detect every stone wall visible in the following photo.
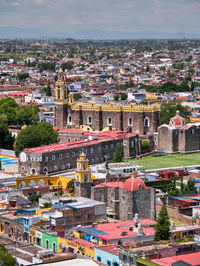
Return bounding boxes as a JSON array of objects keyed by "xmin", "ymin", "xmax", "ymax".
[{"xmin": 119, "ymin": 187, "xmax": 156, "ymax": 220}]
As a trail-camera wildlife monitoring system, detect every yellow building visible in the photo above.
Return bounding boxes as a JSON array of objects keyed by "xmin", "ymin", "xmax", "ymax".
[
  {"xmin": 13, "ymin": 174, "xmax": 72, "ymax": 189},
  {"xmin": 57, "ymin": 237, "xmax": 95, "ymax": 258}
]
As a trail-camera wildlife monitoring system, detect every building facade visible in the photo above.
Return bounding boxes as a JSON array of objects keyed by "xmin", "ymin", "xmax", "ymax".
[
  {"xmin": 74, "ymin": 155, "xmax": 156, "ymax": 221},
  {"xmin": 54, "ymin": 71, "xmax": 160, "ymax": 135},
  {"xmin": 158, "ymin": 110, "xmax": 200, "ymax": 153},
  {"xmin": 18, "ymin": 131, "xmax": 143, "ymax": 175}
]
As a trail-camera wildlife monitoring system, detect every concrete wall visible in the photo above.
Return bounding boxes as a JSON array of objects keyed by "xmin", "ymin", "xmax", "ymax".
[{"xmin": 0, "ymin": 149, "xmax": 15, "ymax": 156}]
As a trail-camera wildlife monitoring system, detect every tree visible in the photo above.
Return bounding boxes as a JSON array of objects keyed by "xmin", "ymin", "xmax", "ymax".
[
  {"xmin": 141, "ymin": 140, "xmax": 150, "ymax": 152},
  {"xmin": 0, "ymin": 125, "xmax": 14, "ymax": 150},
  {"xmin": 67, "ymin": 179, "xmax": 74, "ymax": 194},
  {"xmin": 154, "ymin": 205, "xmax": 170, "ymax": 241},
  {"xmin": 114, "ymin": 94, "xmax": 119, "ymax": 101},
  {"xmin": 41, "ymin": 202, "xmax": 52, "ymax": 208},
  {"xmin": 0, "ymin": 244, "xmax": 16, "ymax": 266},
  {"xmin": 145, "ymin": 65, "xmax": 150, "ymax": 72},
  {"xmin": 61, "ymin": 61, "xmax": 74, "ymax": 70},
  {"xmin": 121, "ymin": 93, "xmax": 127, "ymax": 101},
  {"xmin": 37, "ymin": 122, "xmax": 59, "ymax": 146},
  {"xmin": 112, "ymin": 143, "xmax": 124, "ymax": 163},
  {"xmin": 160, "ymin": 100, "xmax": 191, "ymax": 124},
  {"xmin": 28, "ymin": 193, "xmax": 41, "ymax": 204},
  {"xmin": 0, "ymin": 97, "xmax": 19, "ymax": 125},
  {"xmin": 43, "ymin": 82, "xmax": 52, "ymax": 96},
  {"xmin": 73, "ymin": 93, "xmax": 82, "ymax": 101},
  {"xmin": 16, "ymin": 72, "xmax": 29, "ymax": 80},
  {"xmin": 15, "ymin": 122, "xmax": 59, "ymax": 156},
  {"xmin": 16, "ymin": 106, "xmax": 39, "ymax": 126}
]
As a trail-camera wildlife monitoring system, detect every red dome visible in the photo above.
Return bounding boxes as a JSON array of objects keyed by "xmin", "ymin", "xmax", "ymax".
[{"xmin": 123, "ymin": 177, "xmax": 146, "ymax": 191}]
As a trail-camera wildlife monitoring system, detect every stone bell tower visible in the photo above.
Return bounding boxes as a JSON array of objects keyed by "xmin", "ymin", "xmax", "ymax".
[
  {"xmin": 74, "ymin": 152, "xmax": 92, "ymax": 198},
  {"xmin": 54, "ymin": 69, "xmax": 70, "ymax": 129}
]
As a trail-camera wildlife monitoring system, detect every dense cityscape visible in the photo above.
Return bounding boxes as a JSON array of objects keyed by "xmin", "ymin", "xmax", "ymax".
[{"xmin": 1, "ymin": 37, "xmax": 200, "ymax": 265}]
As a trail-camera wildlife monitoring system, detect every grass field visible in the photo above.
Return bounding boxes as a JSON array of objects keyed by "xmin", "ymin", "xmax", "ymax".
[{"xmin": 126, "ymin": 153, "xmax": 200, "ymax": 170}]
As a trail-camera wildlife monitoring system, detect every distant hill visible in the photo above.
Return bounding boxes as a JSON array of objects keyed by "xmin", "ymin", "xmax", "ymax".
[{"xmin": 0, "ymin": 27, "xmax": 199, "ymax": 40}]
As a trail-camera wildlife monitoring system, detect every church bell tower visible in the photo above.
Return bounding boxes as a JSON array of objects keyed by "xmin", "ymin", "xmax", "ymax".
[
  {"xmin": 54, "ymin": 69, "xmax": 70, "ymax": 129},
  {"xmin": 74, "ymin": 153, "xmax": 92, "ymax": 198}
]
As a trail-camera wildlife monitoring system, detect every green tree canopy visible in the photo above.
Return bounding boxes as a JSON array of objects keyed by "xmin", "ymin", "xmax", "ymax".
[
  {"xmin": 114, "ymin": 94, "xmax": 119, "ymax": 101},
  {"xmin": 0, "ymin": 125, "xmax": 15, "ymax": 150},
  {"xmin": 121, "ymin": 93, "xmax": 127, "ymax": 101},
  {"xmin": 16, "ymin": 72, "xmax": 29, "ymax": 80},
  {"xmin": 15, "ymin": 122, "xmax": 59, "ymax": 156},
  {"xmin": 43, "ymin": 82, "xmax": 52, "ymax": 96},
  {"xmin": 0, "ymin": 244, "xmax": 16, "ymax": 266},
  {"xmin": 160, "ymin": 100, "xmax": 191, "ymax": 124},
  {"xmin": 61, "ymin": 61, "xmax": 74, "ymax": 70},
  {"xmin": 73, "ymin": 93, "xmax": 82, "ymax": 101},
  {"xmin": 16, "ymin": 106, "xmax": 39, "ymax": 126},
  {"xmin": 154, "ymin": 205, "xmax": 170, "ymax": 241},
  {"xmin": 0, "ymin": 98, "xmax": 39, "ymax": 126},
  {"xmin": 67, "ymin": 179, "xmax": 75, "ymax": 194},
  {"xmin": 28, "ymin": 193, "xmax": 41, "ymax": 204},
  {"xmin": 112, "ymin": 143, "xmax": 124, "ymax": 163},
  {"xmin": 0, "ymin": 97, "xmax": 18, "ymax": 125},
  {"xmin": 41, "ymin": 202, "xmax": 52, "ymax": 208}
]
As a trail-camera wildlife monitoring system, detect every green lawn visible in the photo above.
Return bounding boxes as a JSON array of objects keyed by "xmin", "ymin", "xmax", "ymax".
[{"xmin": 126, "ymin": 153, "xmax": 200, "ymax": 170}]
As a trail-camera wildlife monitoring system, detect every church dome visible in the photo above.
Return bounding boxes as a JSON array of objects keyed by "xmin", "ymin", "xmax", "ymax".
[
  {"xmin": 169, "ymin": 110, "xmax": 186, "ymax": 128},
  {"xmin": 123, "ymin": 172, "xmax": 146, "ymax": 191}
]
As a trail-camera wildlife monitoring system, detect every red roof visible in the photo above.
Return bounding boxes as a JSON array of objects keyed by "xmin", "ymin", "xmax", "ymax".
[
  {"xmin": 97, "ymin": 245, "xmax": 119, "ymax": 256},
  {"xmin": 152, "ymin": 251, "xmax": 200, "ymax": 265},
  {"xmin": 24, "ymin": 131, "xmax": 136, "ymax": 154},
  {"xmin": 8, "ymin": 91, "xmax": 28, "ymax": 96}
]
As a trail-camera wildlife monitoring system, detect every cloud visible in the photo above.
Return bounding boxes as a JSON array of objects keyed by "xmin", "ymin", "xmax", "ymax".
[
  {"xmin": 11, "ymin": 2, "xmax": 20, "ymax": 6},
  {"xmin": 0, "ymin": 0, "xmax": 199, "ymax": 36}
]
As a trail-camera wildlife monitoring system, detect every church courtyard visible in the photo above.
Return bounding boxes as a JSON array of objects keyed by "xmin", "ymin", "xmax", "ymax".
[{"xmin": 127, "ymin": 152, "xmax": 200, "ymax": 170}]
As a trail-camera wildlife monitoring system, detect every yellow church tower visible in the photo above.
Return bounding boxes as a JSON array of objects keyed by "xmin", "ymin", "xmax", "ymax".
[
  {"xmin": 55, "ymin": 69, "xmax": 69, "ymax": 100},
  {"xmin": 75, "ymin": 152, "xmax": 92, "ymax": 183},
  {"xmin": 74, "ymin": 153, "xmax": 92, "ymax": 198}
]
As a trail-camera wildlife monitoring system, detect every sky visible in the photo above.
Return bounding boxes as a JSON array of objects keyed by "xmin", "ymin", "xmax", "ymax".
[{"xmin": 0, "ymin": 0, "xmax": 200, "ymax": 37}]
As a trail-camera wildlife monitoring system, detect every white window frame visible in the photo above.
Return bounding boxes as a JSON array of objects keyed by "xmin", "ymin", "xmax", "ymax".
[
  {"xmin": 87, "ymin": 116, "xmax": 92, "ymax": 125},
  {"xmin": 128, "ymin": 118, "xmax": 133, "ymax": 126},
  {"xmin": 68, "ymin": 115, "xmax": 72, "ymax": 124},
  {"xmin": 107, "ymin": 117, "xmax": 112, "ymax": 126},
  {"xmin": 144, "ymin": 117, "xmax": 150, "ymax": 128}
]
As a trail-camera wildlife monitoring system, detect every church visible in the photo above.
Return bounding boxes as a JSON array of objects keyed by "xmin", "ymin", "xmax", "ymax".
[
  {"xmin": 158, "ymin": 110, "xmax": 200, "ymax": 153},
  {"xmin": 74, "ymin": 153, "xmax": 156, "ymax": 221},
  {"xmin": 54, "ymin": 70, "xmax": 160, "ymax": 135}
]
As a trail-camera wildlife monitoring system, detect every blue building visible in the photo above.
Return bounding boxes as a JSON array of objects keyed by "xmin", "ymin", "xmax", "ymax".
[{"xmin": 95, "ymin": 246, "xmax": 120, "ymax": 266}]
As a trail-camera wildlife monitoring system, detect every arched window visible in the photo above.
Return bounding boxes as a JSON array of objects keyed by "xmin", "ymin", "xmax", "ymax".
[
  {"xmin": 87, "ymin": 116, "xmax": 92, "ymax": 125},
  {"xmin": 52, "ymin": 155, "xmax": 55, "ymax": 160},
  {"xmin": 128, "ymin": 118, "xmax": 133, "ymax": 126},
  {"xmin": 59, "ymin": 154, "xmax": 62, "ymax": 159},
  {"xmin": 45, "ymin": 156, "xmax": 48, "ymax": 162},
  {"xmin": 68, "ymin": 115, "xmax": 72, "ymax": 123},
  {"xmin": 107, "ymin": 117, "xmax": 112, "ymax": 126},
  {"xmin": 43, "ymin": 167, "xmax": 48, "ymax": 174},
  {"xmin": 144, "ymin": 117, "xmax": 150, "ymax": 128}
]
